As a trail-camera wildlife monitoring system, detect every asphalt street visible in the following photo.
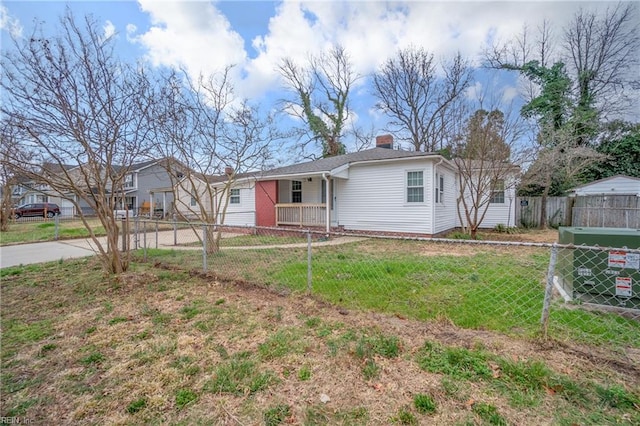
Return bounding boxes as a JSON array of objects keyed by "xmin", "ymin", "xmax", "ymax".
[{"xmin": 0, "ymin": 241, "xmax": 96, "ymax": 268}]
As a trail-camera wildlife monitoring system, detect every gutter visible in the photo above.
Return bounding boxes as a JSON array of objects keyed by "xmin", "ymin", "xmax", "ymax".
[{"xmin": 433, "ymin": 158, "xmax": 444, "ymax": 235}]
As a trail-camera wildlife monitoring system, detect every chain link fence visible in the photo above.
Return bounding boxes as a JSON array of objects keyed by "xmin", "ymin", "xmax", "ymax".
[{"xmin": 128, "ymin": 219, "xmax": 639, "ymax": 350}]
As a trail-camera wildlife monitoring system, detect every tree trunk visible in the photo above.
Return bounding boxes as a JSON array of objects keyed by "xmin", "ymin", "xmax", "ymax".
[
  {"xmin": 205, "ymin": 225, "xmax": 220, "ymax": 254},
  {"xmin": 539, "ymin": 189, "xmax": 549, "ymax": 229},
  {"xmin": 0, "ymin": 183, "xmax": 12, "ymax": 232},
  {"xmin": 470, "ymin": 227, "xmax": 478, "ymax": 240}
]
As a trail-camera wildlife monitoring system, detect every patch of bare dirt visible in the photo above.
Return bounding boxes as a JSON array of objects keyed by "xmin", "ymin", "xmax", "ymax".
[
  {"xmin": 478, "ymin": 229, "xmax": 559, "ymax": 244},
  {"xmin": 3, "ymin": 263, "xmax": 638, "ymax": 425}
]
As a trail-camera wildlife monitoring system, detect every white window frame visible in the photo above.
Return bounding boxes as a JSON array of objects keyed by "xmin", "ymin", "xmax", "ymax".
[
  {"xmin": 435, "ymin": 173, "xmax": 444, "ymax": 204},
  {"xmin": 490, "ymin": 179, "xmax": 505, "ymax": 204},
  {"xmin": 229, "ymin": 188, "xmax": 240, "ymax": 204},
  {"xmin": 124, "ymin": 173, "xmax": 135, "ymax": 189},
  {"xmin": 292, "ymin": 180, "xmax": 302, "ymax": 203},
  {"xmin": 406, "ymin": 170, "xmax": 424, "ymax": 203}
]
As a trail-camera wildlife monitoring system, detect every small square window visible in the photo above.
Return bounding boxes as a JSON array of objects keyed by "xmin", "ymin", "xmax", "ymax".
[{"xmin": 230, "ymin": 188, "xmax": 240, "ymax": 204}]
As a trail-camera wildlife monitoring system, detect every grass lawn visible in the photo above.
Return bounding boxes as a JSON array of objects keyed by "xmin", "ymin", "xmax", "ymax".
[
  {"xmin": 0, "ymin": 219, "xmax": 106, "ymax": 245},
  {"xmin": 139, "ymin": 238, "xmax": 639, "ymax": 349},
  {"xmin": 1, "ymin": 258, "xmax": 638, "ymax": 424}
]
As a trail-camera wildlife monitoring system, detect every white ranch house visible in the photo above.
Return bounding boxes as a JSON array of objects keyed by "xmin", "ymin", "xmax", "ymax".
[{"xmin": 176, "ymin": 137, "xmax": 518, "ymax": 236}]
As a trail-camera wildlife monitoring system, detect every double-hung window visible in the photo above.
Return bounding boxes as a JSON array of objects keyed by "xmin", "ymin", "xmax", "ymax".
[
  {"xmin": 490, "ymin": 179, "xmax": 505, "ymax": 204},
  {"xmin": 124, "ymin": 174, "xmax": 134, "ymax": 189},
  {"xmin": 435, "ymin": 173, "xmax": 444, "ymax": 204},
  {"xmin": 229, "ymin": 188, "xmax": 240, "ymax": 204},
  {"xmin": 407, "ymin": 171, "xmax": 424, "ymax": 203},
  {"xmin": 292, "ymin": 180, "xmax": 302, "ymax": 203}
]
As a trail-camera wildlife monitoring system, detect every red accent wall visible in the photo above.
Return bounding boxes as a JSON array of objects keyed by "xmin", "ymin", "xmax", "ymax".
[{"xmin": 255, "ymin": 180, "xmax": 278, "ymax": 227}]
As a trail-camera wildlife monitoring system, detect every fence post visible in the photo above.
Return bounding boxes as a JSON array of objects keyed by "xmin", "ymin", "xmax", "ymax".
[
  {"xmin": 541, "ymin": 243, "xmax": 559, "ymax": 338},
  {"xmin": 173, "ymin": 214, "xmax": 177, "ymax": 246},
  {"xmin": 307, "ymin": 231, "xmax": 312, "ymax": 294},
  {"xmin": 143, "ymin": 220, "xmax": 147, "ymax": 262},
  {"xmin": 202, "ymin": 224, "xmax": 207, "ymax": 273},
  {"xmin": 134, "ymin": 216, "xmax": 139, "ymax": 250},
  {"xmin": 121, "ymin": 218, "xmax": 128, "ymax": 252},
  {"xmin": 155, "ymin": 219, "xmax": 159, "ymax": 249},
  {"xmin": 54, "ymin": 213, "xmax": 59, "ymax": 241}
]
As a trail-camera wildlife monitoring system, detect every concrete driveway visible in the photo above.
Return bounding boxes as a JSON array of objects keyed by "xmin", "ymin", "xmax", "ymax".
[{"xmin": 0, "ymin": 241, "xmax": 96, "ymax": 268}]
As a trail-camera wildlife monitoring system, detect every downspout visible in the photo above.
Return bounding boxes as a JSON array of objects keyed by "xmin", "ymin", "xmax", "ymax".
[
  {"xmin": 433, "ymin": 157, "xmax": 444, "ymax": 236},
  {"xmin": 322, "ymin": 173, "xmax": 330, "ymax": 234}
]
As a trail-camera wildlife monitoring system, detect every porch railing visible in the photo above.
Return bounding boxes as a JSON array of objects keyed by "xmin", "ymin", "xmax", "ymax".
[{"xmin": 276, "ymin": 203, "xmax": 326, "ymax": 226}]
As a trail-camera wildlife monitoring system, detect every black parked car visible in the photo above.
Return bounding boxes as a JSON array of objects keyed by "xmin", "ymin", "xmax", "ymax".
[{"xmin": 13, "ymin": 202, "xmax": 61, "ymax": 218}]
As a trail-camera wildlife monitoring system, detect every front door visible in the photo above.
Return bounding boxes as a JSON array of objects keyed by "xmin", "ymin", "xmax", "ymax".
[{"xmin": 321, "ymin": 179, "xmax": 338, "ymax": 225}]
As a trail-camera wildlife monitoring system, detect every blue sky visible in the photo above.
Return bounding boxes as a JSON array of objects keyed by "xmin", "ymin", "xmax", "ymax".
[{"xmin": 1, "ymin": 1, "xmax": 636, "ymax": 155}]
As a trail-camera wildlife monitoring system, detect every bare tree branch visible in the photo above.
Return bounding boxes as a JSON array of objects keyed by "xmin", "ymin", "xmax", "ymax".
[{"xmin": 372, "ymin": 46, "xmax": 472, "ymax": 152}]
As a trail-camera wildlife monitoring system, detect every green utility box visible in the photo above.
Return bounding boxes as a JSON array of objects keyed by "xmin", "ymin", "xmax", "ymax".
[{"xmin": 557, "ymin": 227, "xmax": 640, "ymax": 310}]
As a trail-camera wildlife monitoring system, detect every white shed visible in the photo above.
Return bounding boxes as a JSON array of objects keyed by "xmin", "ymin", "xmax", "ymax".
[{"xmin": 571, "ymin": 175, "xmax": 640, "ymax": 196}]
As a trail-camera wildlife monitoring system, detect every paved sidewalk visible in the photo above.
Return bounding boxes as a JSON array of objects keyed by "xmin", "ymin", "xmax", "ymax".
[
  {"xmin": 1, "ymin": 230, "xmax": 367, "ymax": 268},
  {"xmin": 0, "ymin": 241, "xmax": 96, "ymax": 268}
]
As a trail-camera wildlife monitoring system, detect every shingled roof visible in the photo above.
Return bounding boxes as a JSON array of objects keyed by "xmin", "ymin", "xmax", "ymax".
[{"xmin": 258, "ymin": 147, "xmax": 437, "ymax": 177}]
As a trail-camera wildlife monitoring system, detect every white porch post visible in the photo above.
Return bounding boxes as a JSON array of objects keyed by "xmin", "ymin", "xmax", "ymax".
[
  {"xmin": 323, "ymin": 174, "xmax": 330, "ymax": 234},
  {"xmin": 162, "ymin": 192, "xmax": 167, "ymax": 217}
]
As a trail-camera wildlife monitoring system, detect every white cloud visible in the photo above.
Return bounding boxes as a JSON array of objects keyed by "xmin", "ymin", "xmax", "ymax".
[
  {"xmin": 129, "ymin": 1, "xmax": 627, "ymax": 104},
  {"xmin": 103, "ymin": 20, "xmax": 116, "ymax": 40},
  {"xmin": 0, "ymin": 5, "xmax": 23, "ymax": 39},
  {"xmin": 130, "ymin": 0, "xmax": 247, "ymax": 88},
  {"xmin": 502, "ymin": 86, "xmax": 519, "ymax": 103}
]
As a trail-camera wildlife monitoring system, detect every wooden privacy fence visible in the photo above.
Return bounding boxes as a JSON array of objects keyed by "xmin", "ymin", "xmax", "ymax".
[
  {"xmin": 516, "ymin": 196, "xmax": 571, "ymax": 228},
  {"xmin": 572, "ymin": 195, "xmax": 640, "ymax": 229},
  {"xmin": 516, "ymin": 195, "xmax": 640, "ymax": 229}
]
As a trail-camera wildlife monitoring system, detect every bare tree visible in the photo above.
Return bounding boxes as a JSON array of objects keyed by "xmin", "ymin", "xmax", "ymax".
[
  {"xmin": 0, "ymin": 9, "xmax": 155, "ymax": 274},
  {"xmin": 485, "ymin": 3, "xmax": 639, "ymax": 123},
  {"xmin": 152, "ymin": 69, "xmax": 281, "ymax": 252},
  {"xmin": 279, "ymin": 45, "xmax": 358, "ymax": 158},
  {"xmin": 0, "ymin": 119, "xmax": 28, "ymax": 232},
  {"xmin": 451, "ymin": 89, "xmax": 529, "ymax": 238},
  {"xmin": 519, "ymin": 124, "xmax": 604, "ymax": 229},
  {"xmin": 372, "ymin": 47, "xmax": 472, "ymax": 152},
  {"xmin": 564, "ymin": 3, "xmax": 640, "ymax": 120}
]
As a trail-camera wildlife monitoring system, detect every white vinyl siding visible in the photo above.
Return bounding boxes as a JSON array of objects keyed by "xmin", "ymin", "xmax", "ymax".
[
  {"xmin": 218, "ymin": 182, "xmax": 255, "ymax": 226},
  {"xmin": 337, "ymin": 160, "xmax": 433, "ymax": 234},
  {"xmin": 573, "ymin": 176, "xmax": 640, "ymax": 196},
  {"xmin": 433, "ymin": 167, "xmax": 457, "ymax": 234},
  {"xmin": 456, "ymin": 175, "xmax": 517, "ymax": 229}
]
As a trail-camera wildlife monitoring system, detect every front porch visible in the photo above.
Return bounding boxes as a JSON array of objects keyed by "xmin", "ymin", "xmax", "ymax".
[{"xmin": 275, "ymin": 203, "xmax": 327, "ymax": 227}]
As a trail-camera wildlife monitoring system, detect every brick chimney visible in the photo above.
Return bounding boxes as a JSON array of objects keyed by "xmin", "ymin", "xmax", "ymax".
[
  {"xmin": 224, "ymin": 166, "xmax": 234, "ymax": 176},
  {"xmin": 376, "ymin": 134, "xmax": 393, "ymax": 149}
]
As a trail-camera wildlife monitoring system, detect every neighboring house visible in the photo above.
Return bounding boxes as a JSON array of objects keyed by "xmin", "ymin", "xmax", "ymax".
[
  {"xmin": 569, "ymin": 175, "xmax": 640, "ymax": 196},
  {"xmin": 567, "ymin": 175, "xmax": 640, "ymax": 229},
  {"xmin": 11, "ymin": 159, "xmax": 180, "ymax": 218},
  {"xmin": 12, "ymin": 165, "xmax": 77, "ymax": 216},
  {"xmin": 112, "ymin": 159, "xmax": 181, "ymax": 218},
  {"xmin": 176, "ymin": 136, "xmax": 517, "ymax": 236}
]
